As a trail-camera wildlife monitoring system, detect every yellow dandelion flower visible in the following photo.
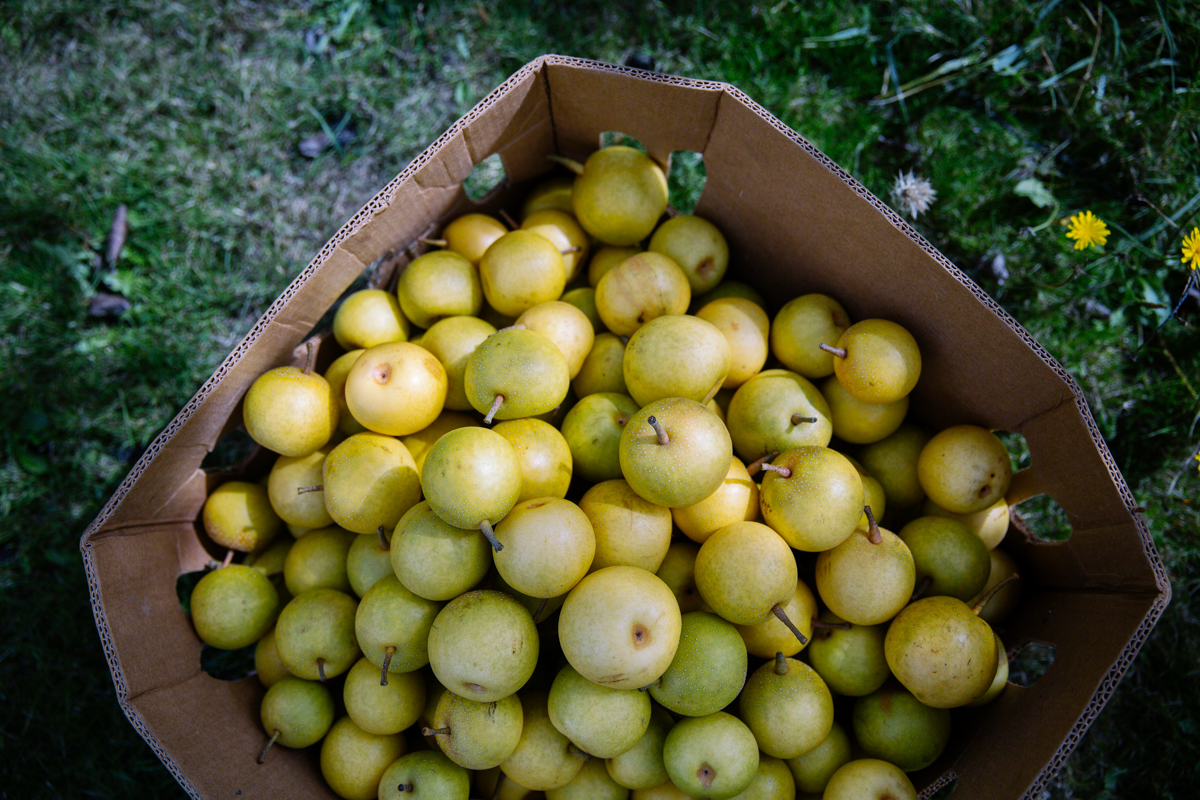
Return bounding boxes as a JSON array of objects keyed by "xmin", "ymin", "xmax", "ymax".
[
  {"xmin": 1065, "ymin": 211, "xmax": 1110, "ymax": 250},
  {"xmin": 1182, "ymin": 228, "xmax": 1200, "ymax": 272}
]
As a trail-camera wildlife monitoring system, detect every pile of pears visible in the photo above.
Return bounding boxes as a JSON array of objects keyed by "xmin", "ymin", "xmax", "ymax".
[{"xmin": 189, "ymin": 143, "xmax": 1027, "ymax": 800}]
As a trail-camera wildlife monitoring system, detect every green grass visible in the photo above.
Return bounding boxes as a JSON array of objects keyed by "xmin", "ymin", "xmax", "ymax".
[{"xmin": 1, "ymin": 0, "xmax": 1198, "ymax": 797}]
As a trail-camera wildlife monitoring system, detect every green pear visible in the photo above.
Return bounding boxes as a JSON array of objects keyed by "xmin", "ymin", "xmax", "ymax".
[
  {"xmin": 814, "ymin": 512, "xmax": 914, "ymax": 627},
  {"xmin": 758, "ymin": 446, "xmax": 864, "ymax": 552},
  {"xmin": 786, "ymin": 721, "xmax": 851, "ymax": 795},
  {"xmin": 655, "ymin": 540, "xmax": 709, "ymax": 615},
  {"xmin": 258, "ymin": 677, "xmax": 334, "ymax": 761},
  {"xmin": 377, "ymin": 749, "xmax": 471, "ymax": 800},
  {"xmin": 827, "ymin": 319, "xmax": 922, "ymax": 405},
  {"xmin": 648, "ymin": 214, "xmax": 729, "ymax": 295},
  {"xmin": 437, "ymin": 212, "xmax": 507, "ymax": 264},
  {"xmin": 545, "ymin": 755, "xmax": 630, "ymax": 800},
  {"xmin": 493, "ymin": 417, "xmax": 574, "ymax": 501},
  {"xmin": 478, "ymin": 229, "xmax": 566, "ymax": 318},
  {"xmin": 822, "ymin": 759, "xmax": 917, "ymax": 800},
  {"xmin": 804, "ymin": 610, "xmax": 890, "ymax": 697},
  {"xmin": 202, "ymin": 480, "xmax": 283, "ymax": 554},
  {"xmin": 322, "ymin": 432, "xmax": 421, "ymax": 536},
  {"xmin": 558, "ymin": 566, "xmax": 682, "ymax": 691},
  {"xmin": 580, "ymin": 479, "xmax": 673, "ymax": 573},
  {"xmin": 267, "ymin": 447, "xmax": 335, "ymax": 529},
  {"xmin": 884, "ymin": 595, "xmax": 997, "ymax": 708},
  {"xmin": 494, "ymin": 497, "xmax": 596, "ymax": 599},
  {"xmin": 254, "ymin": 627, "xmax": 290, "ymax": 688},
  {"xmin": 739, "ymin": 654, "xmax": 834, "ymax": 759},
  {"xmin": 395, "ymin": 249, "xmax": 483, "ymax": 328},
  {"xmin": 355, "ymin": 574, "xmax": 441, "ymax": 679},
  {"xmin": 725, "ymin": 370, "xmax": 833, "ymax": 463},
  {"xmin": 391, "ymin": 501, "xmax": 491, "ymax": 602},
  {"xmin": 852, "ymin": 684, "xmax": 951, "ymax": 772},
  {"xmin": 572, "ymin": 331, "xmax": 629, "ymax": 397},
  {"xmin": 820, "ymin": 375, "xmax": 908, "ymax": 445},
  {"xmin": 594, "ymin": 251, "xmax": 691, "ymax": 337},
  {"xmin": 420, "ymin": 426, "xmax": 522, "ymax": 548},
  {"xmin": 346, "ymin": 529, "xmax": 395, "ymax": 598},
  {"xmin": 282, "ymin": 525, "xmax": 355, "ymax": 596},
  {"xmin": 695, "ymin": 296, "xmax": 769, "ymax": 389},
  {"xmin": 500, "ymin": 690, "xmax": 587, "ymax": 791},
  {"xmin": 319, "ymin": 716, "xmax": 406, "ymax": 800},
  {"xmin": 569, "ymin": 145, "xmax": 668, "ymax": 246},
  {"xmin": 464, "ymin": 327, "xmax": 570, "ymax": 423},
  {"xmin": 560, "ymin": 392, "xmax": 640, "ymax": 485},
  {"xmin": 694, "ymin": 522, "xmax": 798, "ymax": 631},
  {"xmin": 242, "ymin": 359, "xmax": 339, "ymax": 458},
  {"xmin": 428, "ymin": 690, "xmax": 524, "ymax": 770},
  {"xmin": 332, "ymin": 288, "xmax": 409, "ymax": 351},
  {"xmin": 516, "ymin": 300, "xmax": 595, "ymax": 378},
  {"xmin": 770, "ymin": 293, "xmax": 851, "ymax": 379},
  {"xmin": 547, "ymin": 663, "xmax": 652, "ymax": 757},
  {"xmin": 342, "ymin": 656, "xmax": 425, "ymax": 736},
  {"xmin": 190, "ymin": 564, "xmax": 280, "ymax": 650},
  {"xmin": 897, "ymin": 515, "xmax": 991, "ymax": 601},
  {"xmin": 427, "ymin": 590, "xmax": 539, "ymax": 702},
  {"xmin": 274, "ymin": 587, "xmax": 359, "ymax": 682},
  {"xmin": 857, "ymin": 423, "xmax": 930, "ymax": 512},
  {"xmin": 623, "ymin": 314, "xmax": 731, "ymax": 407},
  {"xmin": 605, "ymin": 704, "xmax": 674, "ymax": 790},
  {"xmin": 619, "ymin": 397, "xmax": 732, "ymax": 508},
  {"xmin": 917, "ymin": 424, "xmax": 1013, "ymax": 514},
  {"xmin": 662, "ymin": 711, "xmax": 760, "ymax": 800},
  {"xmin": 672, "ymin": 456, "xmax": 760, "ymax": 545},
  {"xmin": 649, "ymin": 611, "xmax": 748, "ymax": 717},
  {"xmin": 418, "ymin": 316, "xmax": 498, "ymax": 412}
]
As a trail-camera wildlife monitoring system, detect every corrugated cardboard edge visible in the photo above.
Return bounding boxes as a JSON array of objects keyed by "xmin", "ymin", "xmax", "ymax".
[{"xmin": 80, "ymin": 54, "xmax": 1171, "ymax": 799}]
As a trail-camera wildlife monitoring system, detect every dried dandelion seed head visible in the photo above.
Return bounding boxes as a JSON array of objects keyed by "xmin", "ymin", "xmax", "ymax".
[{"xmin": 890, "ymin": 171, "xmax": 938, "ymax": 219}]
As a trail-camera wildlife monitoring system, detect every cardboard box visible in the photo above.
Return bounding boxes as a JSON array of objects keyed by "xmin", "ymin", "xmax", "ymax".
[{"xmin": 82, "ymin": 55, "xmax": 1170, "ymax": 799}]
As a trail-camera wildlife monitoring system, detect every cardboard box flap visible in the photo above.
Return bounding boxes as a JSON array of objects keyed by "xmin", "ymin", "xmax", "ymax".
[
  {"xmin": 544, "ymin": 56, "xmax": 723, "ymax": 163},
  {"xmin": 930, "ymin": 586, "xmax": 1167, "ymax": 799}
]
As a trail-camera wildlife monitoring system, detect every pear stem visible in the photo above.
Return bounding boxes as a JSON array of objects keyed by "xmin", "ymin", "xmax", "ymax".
[
  {"xmin": 480, "ymin": 520, "xmax": 503, "ymax": 552},
  {"xmin": 419, "ymin": 237, "xmax": 448, "ymax": 248},
  {"xmin": 531, "ymin": 597, "xmax": 549, "ymax": 624},
  {"xmin": 791, "ymin": 414, "xmax": 818, "ymax": 425},
  {"xmin": 257, "ymin": 730, "xmax": 280, "ymax": 764},
  {"xmin": 819, "ymin": 342, "xmax": 848, "ymax": 359},
  {"xmin": 760, "ymin": 463, "xmax": 792, "ymax": 478},
  {"xmin": 864, "ymin": 506, "xmax": 882, "ymax": 544},
  {"xmin": 220, "ymin": 549, "xmax": 234, "ymax": 568},
  {"xmin": 812, "ymin": 618, "xmax": 852, "ymax": 631},
  {"xmin": 484, "ymin": 394, "xmax": 504, "ymax": 425},
  {"xmin": 380, "ymin": 646, "xmax": 395, "ymax": 686},
  {"xmin": 771, "ymin": 603, "xmax": 809, "ymax": 646},
  {"xmin": 499, "ymin": 209, "xmax": 519, "ymax": 230},
  {"xmin": 746, "ymin": 450, "xmax": 780, "ymax": 476},
  {"xmin": 422, "ymin": 726, "xmax": 450, "ymax": 736},
  {"xmin": 377, "ymin": 525, "xmax": 389, "ymax": 551},
  {"xmin": 500, "ymin": 323, "xmax": 527, "ymax": 331},
  {"xmin": 317, "ymin": 657, "xmax": 326, "ymax": 683},
  {"xmin": 302, "ymin": 340, "xmax": 317, "ymax": 375},
  {"xmin": 567, "ymin": 743, "xmax": 591, "ymax": 760},
  {"xmin": 973, "ymin": 573, "xmax": 1021, "ymax": 615},
  {"xmin": 774, "ymin": 651, "xmax": 789, "ymax": 675},
  {"xmin": 546, "ymin": 153, "xmax": 585, "ymax": 175},
  {"xmin": 297, "ymin": 484, "xmax": 324, "ymax": 495},
  {"xmin": 911, "ymin": 574, "xmax": 933, "ymax": 602},
  {"xmin": 647, "ymin": 415, "xmax": 670, "ymax": 445},
  {"xmin": 560, "ymin": 245, "xmax": 582, "ymax": 255}
]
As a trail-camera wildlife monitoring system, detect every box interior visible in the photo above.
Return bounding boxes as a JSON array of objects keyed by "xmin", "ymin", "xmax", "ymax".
[{"xmin": 82, "ymin": 55, "xmax": 1170, "ymax": 800}]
